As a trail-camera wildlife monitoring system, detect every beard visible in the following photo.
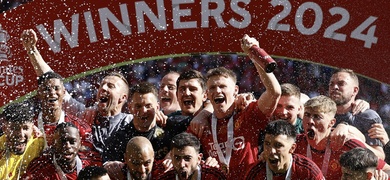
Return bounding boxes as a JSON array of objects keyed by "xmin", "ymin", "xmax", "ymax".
[{"xmin": 332, "ymin": 95, "xmax": 351, "ymax": 106}]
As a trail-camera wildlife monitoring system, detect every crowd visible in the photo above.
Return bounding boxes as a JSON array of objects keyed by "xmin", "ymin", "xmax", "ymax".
[{"xmin": 0, "ymin": 29, "xmax": 390, "ymax": 180}]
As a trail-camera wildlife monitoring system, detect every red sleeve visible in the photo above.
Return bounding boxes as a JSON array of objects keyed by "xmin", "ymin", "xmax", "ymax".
[{"xmin": 377, "ymin": 158, "xmax": 386, "ymax": 169}]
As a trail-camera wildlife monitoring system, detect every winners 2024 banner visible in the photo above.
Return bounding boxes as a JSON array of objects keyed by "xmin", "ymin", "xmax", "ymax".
[{"xmin": 0, "ymin": 0, "xmax": 389, "ymax": 108}]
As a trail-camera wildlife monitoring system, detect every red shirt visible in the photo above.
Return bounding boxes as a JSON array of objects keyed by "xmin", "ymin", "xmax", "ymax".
[
  {"xmin": 294, "ymin": 135, "xmax": 385, "ymax": 180},
  {"xmin": 245, "ymin": 153, "xmax": 324, "ymax": 180},
  {"xmin": 22, "ymin": 151, "xmax": 93, "ymax": 180},
  {"xmin": 35, "ymin": 113, "xmax": 102, "ymax": 166},
  {"xmin": 189, "ymin": 101, "xmax": 267, "ymax": 180}
]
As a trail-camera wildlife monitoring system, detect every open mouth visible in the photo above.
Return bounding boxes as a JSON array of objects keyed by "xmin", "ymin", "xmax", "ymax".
[
  {"xmin": 13, "ymin": 141, "xmax": 27, "ymax": 150},
  {"xmin": 268, "ymin": 158, "xmax": 279, "ymax": 165},
  {"xmin": 47, "ymin": 98, "xmax": 58, "ymax": 103},
  {"xmin": 307, "ymin": 129, "xmax": 315, "ymax": 140},
  {"xmin": 99, "ymin": 97, "xmax": 109, "ymax": 103},
  {"xmin": 180, "ymin": 170, "xmax": 188, "ymax": 179},
  {"xmin": 183, "ymin": 100, "xmax": 194, "ymax": 106},
  {"xmin": 60, "ymin": 152, "xmax": 75, "ymax": 160},
  {"xmin": 139, "ymin": 116, "xmax": 148, "ymax": 121},
  {"xmin": 161, "ymin": 97, "xmax": 171, "ymax": 103},
  {"xmin": 214, "ymin": 97, "xmax": 225, "ymax": 104}
]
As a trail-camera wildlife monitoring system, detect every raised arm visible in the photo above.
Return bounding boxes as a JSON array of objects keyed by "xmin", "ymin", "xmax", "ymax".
[
  {"xmin": 21, "ymin": 29, "xmax": 89, "ymax": 119},
  {"xmin": 21, "ymin": 29, "xmax": 52, "ymax": 76},
  {"xmin": 240, "ymin": 35, "xmax": 281, "ymax": 117}
]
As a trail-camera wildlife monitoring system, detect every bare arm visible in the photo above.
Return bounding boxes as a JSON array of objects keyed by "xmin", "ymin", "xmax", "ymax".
[
  {"xmin": 240, "ymin": 34, "xmax": 281, "ymax": 117},
  {"xmin": 21, "ymin": 29, "xmax": 52, "ymax": 76}
]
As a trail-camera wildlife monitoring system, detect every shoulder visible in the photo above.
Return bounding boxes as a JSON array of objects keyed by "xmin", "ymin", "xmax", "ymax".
[
  {"xmin": 200, "ymin": 164, "xmax": 227, "ymax": 179},
  {"xmin": 292, "ymin": 154, "xmax": 320, "ymax": 170},
  {"xmin": 122, "ymin": 113, "xmax": 134, "ymax": 125},
  {"xmin": 355, "ymin": 109, "xmax": 382, "ymax": 122},
  {"xmin": 156, "ymin": 169, "xmax": 176, "ymax": 180},
  {"xmin": 292, "ymin": 154, "xmax": 324, "ymax": 178},
  {"xmin": 245, "ymin": 160, "xmax": 266, "ymax": 179},
  {"xmin": 26, "ymin": 153, "xmax": 53, "ymax": 172},
  {"xmin": 343, "ymin": 139, "xmax": 366, "ymax": 149}
]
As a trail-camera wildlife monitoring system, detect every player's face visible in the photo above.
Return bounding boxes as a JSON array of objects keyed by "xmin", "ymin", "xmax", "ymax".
[
  {"xmin": 273, "ymin": 95, "xmax": 301, "ymax": 125},
  {"xmin": 263, "ymin": 134, "xmax": 296, "ymax": 174},
  {"xmin": 97, "ymin": 76, "xmax": 127, "ymax": 116},
  {"xmin": 38, "ymin": 78, "xmax": 65, "ymax": 112},
  {"xmin": 159, "ymin": 73, "xmax": 180, "ymax": 113},
  {"xmin": 53, "ymin": 126, "xmax": 81, "ymax": 166},
  {"xmin": 341, "ymin": 167, "xmax": 370, "ymax": 180},
  {"xmin": 130, "ymin": 93, "xmax": 159, "ymax": 130},
  {"xmin": 207, "ymin": 76, "xmax": 238, "ymax": 115},
  {"xmin": 329, "ymin": 72, "xmax": 357, "ymax": 106},
  {"xmin": 125, "ymin": 149, "xmax": 154, "ymax": 180},
  {"xmin": 303, "ymin": 108, "xmax": 335, "ymax": 146},
  {"xmin": 5, "ymin": 121, "xmax": 34, "ymax": 155},
  {"xmin": 171, "ymin": 146, "xmax": 202, "ymax": 180},
  {"xmin": 177, "ymin": 79, "xmax": 206, "ymax": 116}
]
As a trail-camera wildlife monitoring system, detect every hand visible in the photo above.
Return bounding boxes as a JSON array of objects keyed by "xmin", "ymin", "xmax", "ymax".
[
  {"xmin": 235, "ymin": 93, "xmax": 256, "ymax": 112},
  {"xmin": 21, "ymin": 29, "xmax": 38, "ymax": 50},
  {"xmin": 155, "ymin": 110, "xmax": 168, "ymax": 128},
  {"xmin": 104, "ymin": 161, "xmax": 125, "ymax": 179},
  {"xmin": 189, "ymin": 111, "xmax": 211, "ymax": 139},
  {"xmin": 330, "ymin": 124, "xmax": 349, "ymax": 150},
  {"xmin": 203, "ymin": 157, "xmax": 220, "ymax": 168},
  {"xmin": 32, "ymin": 125, "xmax": 43, "ymax": 138},
  {"xmin": 374, "ymin": 169, "xmax": 389, "ymax": 180},
  {"xmin": 368, "ymin": 123, "xmax": 389, "ymax": 145},
  {"xmin": 240, "ymin": 34, "xmax": 260, "ymax": 54},
  {"xmin": 162, "ymin": 158, "xmax": 173, "ymax": 172},
  {"xmin": 351, "ymin": 99, "xmax": 370, "ymax": 115}
]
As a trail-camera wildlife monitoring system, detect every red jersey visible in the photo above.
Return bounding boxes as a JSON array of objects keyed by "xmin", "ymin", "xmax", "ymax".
[
  {"xmin": 189, "ymin": 101, "xmax": 267, "ymax": 179},
  {"xmin": 35, "ymin": 112, "xmax": 102, "ymax": 166},
  {"xmin": 294, "ymin": 135, "xmax": 386, "ymax": 180},
  {"xmin": 22, "ymin": 151, "xmax": 93, "ymax": 180},
  {"xmin": 245, "ymin": 153, "xmax": 324, "ymax": 180},
  {"xmin": 157, "ymin": 163, "xmax": 226, "ymax": 180}
]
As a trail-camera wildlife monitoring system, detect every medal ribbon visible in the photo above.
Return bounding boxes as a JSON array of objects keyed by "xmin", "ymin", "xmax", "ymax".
[
  {"xmin": 211, "ymin": 113, "xmax": 234, "ymax": 168},
  {"xmin": 306, "ymin": 140, "xmax": 331, "ymax": 176}
]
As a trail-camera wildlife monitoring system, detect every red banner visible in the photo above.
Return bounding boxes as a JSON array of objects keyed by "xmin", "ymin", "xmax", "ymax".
[{"xmin": 0, "ymin": 0, "xmax": 389, "ymax": 108}]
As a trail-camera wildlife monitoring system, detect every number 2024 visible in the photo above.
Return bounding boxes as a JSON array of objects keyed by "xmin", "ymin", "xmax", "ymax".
[{"xmin": 267, "ymin": 0, "xmax": 378, "ymax": 48}]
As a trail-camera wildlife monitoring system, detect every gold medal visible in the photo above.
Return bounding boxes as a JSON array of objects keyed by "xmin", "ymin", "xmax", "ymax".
[{"xmin": 221, "ymin": 163, "xmax": 229, "ymax": 174}]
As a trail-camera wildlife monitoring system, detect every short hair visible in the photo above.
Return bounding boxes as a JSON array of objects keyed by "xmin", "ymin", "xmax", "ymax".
[
  {"xmin": 77, "ymin": 166, "xmax": 108, "ymax": 180},
  {"xmin": 3, "ymin": 100, "xmax": 35, "ymax": 123},
  {"xmin": 130, "ymin": 82, "xmax": 158, "ymax": 98},
  {"xmin": 54, "ymin": 122, "xmax": 79, "ymax": 133},
  {"xmin": 106, "ymin": 71, "xmax": 129, "ymax": 96},
  {"xmin": 281, "ymin": 83, "xmax": 301, "ymax": 99},
  {"xmin": 339, "ymin": 147, "xmax": 377, "ymax": 172},
  {"xmin": 177, "ymin": 69, "xmax": 206, "ymax": 92},
  {"xmin": 206, "ymin": 67, "xmax": 237, "ymax": 84},
  {"xmin": 304, "ymin": 95, "xmax": 337, "ymax": 117},
  {"xmin": 333, "ymin": 68, "xmax": 359, "ymax": 87},
  {"xmin": 265, "ymin": 119, "xmax": 297, "ymax": 141},
  {"xmin": 170, "ymin": 132, "xmax": 200, "ymax": 153},
  {"xmin": 37, "ymin": 71, "xmax": 64, "ymax": 86}
]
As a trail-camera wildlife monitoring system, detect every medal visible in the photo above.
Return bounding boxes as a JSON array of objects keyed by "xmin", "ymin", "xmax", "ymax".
[
  {"xmin": 212, "ymin": 114, "xmax": 234, "ymax": 175},
  {"xmin": 221, "ymin": 163, "xmax": 229, "ymax": 174}
]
